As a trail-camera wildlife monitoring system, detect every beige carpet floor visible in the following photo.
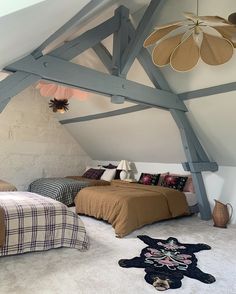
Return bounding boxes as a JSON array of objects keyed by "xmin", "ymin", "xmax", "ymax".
[{"xmin": 0, "ymin": 213, "xmax": 236, "ymax": 294}]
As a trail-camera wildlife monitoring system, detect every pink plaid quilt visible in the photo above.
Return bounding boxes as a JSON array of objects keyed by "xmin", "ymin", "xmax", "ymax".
[{"xmin": 0, "ymin": 192, "xmax": 88, "ymax": 256}]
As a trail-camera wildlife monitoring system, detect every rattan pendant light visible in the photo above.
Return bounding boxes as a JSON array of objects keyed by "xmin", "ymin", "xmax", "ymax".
[{"xmin": 144, "ymin": 0, "xmax": 236, "ymax": 72}]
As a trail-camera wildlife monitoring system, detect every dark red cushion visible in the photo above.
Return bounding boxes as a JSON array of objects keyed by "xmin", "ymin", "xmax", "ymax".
[
  {"xmin": 138, "ymin": 173, "xmax": 160, "ymax": 186},
  {"xmin": 161, "ymin": 175, "xmax": 188, "ymax": 191},
  {"xmin": 82, "ymin": 168, "xmax": 105, "ymax": 180}
]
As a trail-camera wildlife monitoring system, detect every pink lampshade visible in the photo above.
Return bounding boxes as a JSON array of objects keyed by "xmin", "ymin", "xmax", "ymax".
[{"xmin": 36, "ymin": 81, "xmax": 87, "ymax": 101}]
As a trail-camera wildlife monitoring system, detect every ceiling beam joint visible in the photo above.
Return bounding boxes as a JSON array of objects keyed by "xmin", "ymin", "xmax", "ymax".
[
  {"xmin": 5, "ymin": 54, "xmax": 187, "ymax": 111},
  {"xmin": 49, "ymin": 14, "xmax": 120, "ymax": 61}
]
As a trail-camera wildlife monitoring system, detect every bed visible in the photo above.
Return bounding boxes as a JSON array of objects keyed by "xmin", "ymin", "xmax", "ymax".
[
  {"xmin": 0, "ymin": 191, "xmax": 88, "ymax": 256},
  {"xmin": 0, "ymin": 180, "xmax": 17, "ymax": 191},
  {"xmin": 74, "ymin": 181, "xmax": 190, "ymax": 237},
  {"xmin": 28, "ymin": 176, "xmax": 109, "ymax": 206}
]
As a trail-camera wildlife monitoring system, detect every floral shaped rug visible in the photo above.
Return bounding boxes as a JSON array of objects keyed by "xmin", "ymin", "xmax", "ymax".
[{"xmin": 119, "ymin": 235, "xmax": 216, "ymax": 291}]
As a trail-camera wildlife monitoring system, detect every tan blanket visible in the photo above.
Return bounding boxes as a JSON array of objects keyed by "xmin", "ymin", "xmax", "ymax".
[
  {"xmin": 67, "ymin": 176, "xmax": 110, "ymax": 186},
  {"xmin": 75, "ymin": 182, "xmax": 190, "ymax": 237},
  {"xmin": 0, "ymin": 207, "xmax": 5, "ymax": 247}
]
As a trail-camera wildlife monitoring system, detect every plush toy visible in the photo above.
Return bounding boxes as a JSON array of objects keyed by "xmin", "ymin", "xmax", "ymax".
[{"xmin": 119, "ymin": 235, "xmax": 216, "ymax": 291}]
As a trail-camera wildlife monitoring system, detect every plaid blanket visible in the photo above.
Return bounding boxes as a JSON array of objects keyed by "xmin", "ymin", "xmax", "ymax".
[
  {"xmin": 28, "ymin": 178, "xmax": 89, "ymax": 206},
  {"xmin": 0, "ymin": 192, "xmax": 88, "ymax": 256}
]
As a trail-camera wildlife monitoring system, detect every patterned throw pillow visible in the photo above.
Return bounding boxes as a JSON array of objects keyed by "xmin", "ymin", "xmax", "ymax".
[
  {"xmin": 82, "ymin": 168, "xmax": 105, "ymax": 180},
  {"xmin": 161, "ymin": 175, "xmax": 188, "ymax": 191},
  {"xmin": 138, "ymin": 173, "xmax": 160, "ymax": 186},
  {"xmin": 158, "ymin": 172, "xmax": 169, "ymax": 185},
  {"xmin": 102, "ymin": 163, "xmax": 121, "ymax": 179},
  {"xmin": 169, "ymin": 174, "xmax": 195, "ymax": 193}
]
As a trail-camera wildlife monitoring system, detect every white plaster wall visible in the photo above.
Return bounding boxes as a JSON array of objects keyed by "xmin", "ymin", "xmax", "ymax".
[
  {"xmin": 0, "ymin": 86, "xmax": 92, "ymax": 190},
  {"xmin": 95, "ymin": 160, "xmax": 236, "ymax": 225}
]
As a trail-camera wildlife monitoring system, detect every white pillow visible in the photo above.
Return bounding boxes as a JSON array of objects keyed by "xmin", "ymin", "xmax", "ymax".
[
  {"xmin": 101, "ymin": 168, "xmax": 116, "ymax": 182},
  {"xmin": 85, "ymin": 166, "xmax": 101, "ymax": 172}
]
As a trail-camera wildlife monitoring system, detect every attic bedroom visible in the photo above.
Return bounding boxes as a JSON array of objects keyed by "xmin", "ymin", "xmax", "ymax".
[{"xmin": 0, "ymin": 0, "xmax": 236, "ymax": 293}]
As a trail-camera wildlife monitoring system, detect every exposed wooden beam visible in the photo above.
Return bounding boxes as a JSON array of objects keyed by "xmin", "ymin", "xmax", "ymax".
[
  {"xmin": 191, "ymin": 173, "xmax": 212, "ymax": 220},
  {"xmin": 170, "ymin": 109, "xmax": 210, "ymax": 163},
  {"xmin": 127, "ymin": 21, "xmax": 171, "ymax": 92},
  {"xmin": 32, "ymin": 0, "xmax": 109, "ymax": 58},
  {"xmin": 112, "ymin": 6, "xmax": 129, "ymax": 77},
  {"xmin": 50, "ymin": 15, "xmax": 119, "ymax": 61},
  {"xmin": 126, "ymin": 17, "xmax": 214, "ymax": 219},
  {"xmin": 0, "ymin": 97, "xmax": 11, "ymax": 113},
  {"xmin": 93, "ymin": 43, "xmax": 113, "ymax": 74},
  {"xmin": 0, "ymin": 71, "xmax": 40, "ymax": 112},
  {"xmin": 6, "ymin": 55, "xmax": 187, "ymax": 111},
  {"xmin": 179, "ymin": 82, "xmax": 236, "ymax": 100},
  {"xmin": 121, "ymin": 0, "xmax": 163, "ymax": 76},
  {"xmin": 182, "ymin": 162, "xmax": 218, "ymax": 173},
  {"xmin": 60, "ymin": 104, "xmax": 151, "ymax": 125},
  {"xmin": 170, "ymin": 109, "xmax": 214, "ymax": 220}
]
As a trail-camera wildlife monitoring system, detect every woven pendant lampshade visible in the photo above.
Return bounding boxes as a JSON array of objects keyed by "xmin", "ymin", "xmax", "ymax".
[{"xmin": 144, "ymin": 6, "xmax": 236, "ymax": 72}]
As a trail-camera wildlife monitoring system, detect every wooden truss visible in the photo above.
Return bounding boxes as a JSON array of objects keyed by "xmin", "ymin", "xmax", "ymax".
[{"xmin": 0, "ymin": 0, "xmax": 222, "ymax": 219}]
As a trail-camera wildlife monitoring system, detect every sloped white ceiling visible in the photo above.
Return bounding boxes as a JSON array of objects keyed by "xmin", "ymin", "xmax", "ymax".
[
  {"xmin": 0, "ymin": 0, "xmax": 46, "ymax": 18},
  {"xmin": 1, "ymin": 0, "xmax": 236, "ymax": 166},
  {"xmin": 0, "ymin": 0, "xmax": 90, "ymax": 69}
]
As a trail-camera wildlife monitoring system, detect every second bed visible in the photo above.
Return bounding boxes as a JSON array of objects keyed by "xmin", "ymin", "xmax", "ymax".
[{"xmin": 75, "ymin": 181, "xmax": 191, "ymax": 237}]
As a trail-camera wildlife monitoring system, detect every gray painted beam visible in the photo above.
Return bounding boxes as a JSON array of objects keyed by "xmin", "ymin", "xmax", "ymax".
[
  {"xmin": 182, "ymin": 162, "xmax": 218, "ymax": 173},
  {"xmin": 138, "ymin": 48, "xmax": 171, "ymax": 91},
  {"xmin": 0, "ymin": 71, "xmax": 40, "ymax": 112},
  {"xmin": 32, "ymin": 0, "xmax": 109, "ymax": 58},
  {"xmin": 6, "ymin": 55, "xmax": 187, "ymax": 111},
  {"xmin": 121, "ymin": 0, "xmax": 163, "ymax": 76},
  {"xmin": 50, "ymin": 15, "xmax": 119, "ymax": 61},
  {"xmin": 112, "ymin": 6, "xmax": 129, "ymax": 77},
  {"xmin": 127, "ymin": 21, "xmax": 171, "ymax": 92},
  {"xmin": 0, "ymin": 97, "xmax": 11, "ymax": 113},
  {"xmin": 60, "ymin": 104, "xmax": 151, "ymax": 124},
  {"xmin": 170, "ymin": 109, "xmax": 213, "ymax": 220},
  {"xmin": 93, "ymin": 43, "xmax": 113, "ymax": 74},
  {"xmin": 191, "ymin": 173, "xmax": 212, "ymax": 220},
  {"xmin": 179, "ymin": 82, "xmax": 236, "ymax": 100},
  {"xmin": 127, "ymin": 18, "xmax": 213, "ymax": 220},
  {"xmin": 170, "ymin": 109, "xmax": 210, "ymax": 162}
]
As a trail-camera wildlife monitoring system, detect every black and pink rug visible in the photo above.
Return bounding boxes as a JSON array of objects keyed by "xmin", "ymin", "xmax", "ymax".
[{"xmin": 119, "ymin": 235, "xmax": 215, "ymax": 291}]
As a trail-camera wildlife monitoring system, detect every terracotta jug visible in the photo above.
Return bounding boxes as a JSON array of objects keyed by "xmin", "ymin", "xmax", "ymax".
[{"xmin": 212, "ymin": 200, "xmax": 233, "ymax": 228}]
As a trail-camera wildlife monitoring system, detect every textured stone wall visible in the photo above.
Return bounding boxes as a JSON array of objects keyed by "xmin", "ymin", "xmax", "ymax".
[{"xmin": 0, "ymin": 86, "xmax": 92, "ymax": 190}]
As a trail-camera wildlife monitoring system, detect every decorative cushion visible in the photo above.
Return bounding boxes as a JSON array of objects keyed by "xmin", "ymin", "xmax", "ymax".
[
  {"xmin": 82, "ymin": 168, "xmax": 105, "ymax": 180},
  {"xmin": 138, "ymin": 173, "xmax": 160, "ymax": 186},
  {"xmin": 102, "ymin": 163, "xmax": 117, "ymax": 169},
  {"xmin": 102, "ymin": 163, "xmax": 121, "ymax": 179},
  {"xmin": 158, "ymin": 172, "xmax": 169, "ymax": 185},
  {"xmin": 183, "ymin": 176, "xmax": 195, "ymax": 193},
  {"xmin": 101, "ymin": 168, "xmax": 117, "ymax": 182},
  {"xmin": 85, "ymin": 165, "xmax": 101, "ymax": 172},
  {"xmin": 161, "ymin": 175, "xmax": 188, "ymax": 191},
  {"xmin": 169, "ymin": 174, "xmax": 195, "ymax": 193}
]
